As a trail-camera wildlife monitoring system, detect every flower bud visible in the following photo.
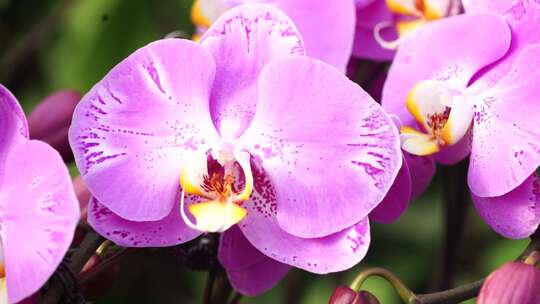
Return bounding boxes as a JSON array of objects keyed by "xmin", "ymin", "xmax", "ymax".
[
  {"xmin": 478, "ymin": 262, "xmax": 540, "ymax": 304},
  {"xmin": 329, "ymin": 286, "xmax": 380, "ymax": 304},
  {"xmin": 28, "ymin": 90, "xmax": 81, "ymax": 162}
]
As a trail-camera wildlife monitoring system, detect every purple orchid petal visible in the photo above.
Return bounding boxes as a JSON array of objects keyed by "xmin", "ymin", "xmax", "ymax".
[
  {"xmin": 0, "ymin": 85, "xmax": 28, "ymax": 185},
  {"xmin": 219, "ymin": 226, "xmax": 291, "ymax": 296},
  {"xmin": 353, "ymin": 0, "xmax": 397, "ymax": 61},
  {"xmin": 88, "ymin": 196, "xmax": 201, "ymax": 247},
  {"xmin": 270, "ymin": 0, "xmax": 355, "ymax": 72},
  {"xmin": 235, "ymin": 159, "xmax": 371, "ymax": 274},
  {"xmin": 471, "ymin": 174, "xmax": 540, "ymax": 239},
  {"xmin": 382, "ymin": 14, "xmax": 511, "ymax": 127},
  {"xmin": 356, "ymin": 0, "xmax": 377, "ymax": 8},
  {"xmin": 434, "ymin": 128, "xmax": 472, "ymax": 165},
  {"xmin": 404, "ymin": 152, "xmax": 436, "ymax": 199},
  {"xmin": 69, "ymin": 39, "xmax": 219, "ymax": 221},
  {"xmin": 469, "ymin": 44, "xmax": 540, "ymax": 197},
  {"xmin": 462, "ymin": 0, "xmax": 514, "ymax": 14},
  {"xmin": 200, "ymin": 4, "xmax": 305, "ymax": 139},
  {"xmin": 370, "ymin": 156, "xmax": 412, "ymax": 224},
  {"xmin": 468, "ymin": 1, "xmax": 540, "ymax": 91},
  {"xmin": 0, "ymin": 140, "xmax": 79, "ymax": 303},
  {"xmin": 240, "ymin": 57, "xmax": 401, "ymax": 238}
]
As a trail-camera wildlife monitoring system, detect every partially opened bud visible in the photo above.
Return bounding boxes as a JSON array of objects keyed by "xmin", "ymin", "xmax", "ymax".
[
  {"xmin": 329, "ymin": 286, "xmax": 380, "ymax": 304},
  {"xmin": 28, "ymin": 90, "xmax": 81, "ymax": 162},
  {"xmin": 478, "ymin": 262, "xmax": 540, "ymax": 304}
]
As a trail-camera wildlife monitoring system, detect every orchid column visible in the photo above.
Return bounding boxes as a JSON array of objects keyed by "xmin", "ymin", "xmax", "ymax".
[{"xmin": 69, "ymin": 4, "xmax": 403, "ymax": 297}]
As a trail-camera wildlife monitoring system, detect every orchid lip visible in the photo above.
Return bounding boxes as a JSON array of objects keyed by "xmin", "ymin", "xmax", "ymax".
[
  {"xmin": 400, "ymin": 79, "xmax": 474, "ymax": 156},
  {"xmin": 179, "ymin": 146, "xmax": 254, "ymax": 233}
]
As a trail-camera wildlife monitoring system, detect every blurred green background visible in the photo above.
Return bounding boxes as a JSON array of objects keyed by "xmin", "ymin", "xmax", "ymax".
[{"xmin": 0, "ymin": 1, "xmax": 528, "ymax": 303}]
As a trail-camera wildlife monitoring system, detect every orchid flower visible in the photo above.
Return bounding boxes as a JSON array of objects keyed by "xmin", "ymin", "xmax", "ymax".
[
  {"xmin": 382, "ymin": 11, "xmax": 540, "ymax": 239},
  {"xmin": 69, "ymin": 4, "xmax": 402, "ymax": 295},
  {"xmin": 190, "ymin": 0, "xmax": 356, "ymax": 72},
  {"xmin": 354, "ymin": 0, "xmax": 461, "ymax": 60},
  {"xmin": 0, "ymin": 85, "xmax": 80, "ymax": 303}
]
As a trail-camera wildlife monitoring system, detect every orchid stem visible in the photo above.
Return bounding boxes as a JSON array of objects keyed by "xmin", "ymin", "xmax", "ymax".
[
  {"xmin": 203, "ymin": 269, "xmax": 217, "ymax": 304},
  {"xmin": 350, "ymin": 267, "xmax": 416, "ymax": 303},
  {"xmin": 229, "ymin": 292, "xmax": 242, "ymax": 304},
  {"xmin": 436, "ymin": 161, "xmax": 468, "ymax": 290}
]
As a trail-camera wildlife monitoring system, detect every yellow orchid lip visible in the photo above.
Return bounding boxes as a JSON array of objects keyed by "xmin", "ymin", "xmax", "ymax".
[
  {"xmin": 400, "ymin": 80, "xmax": 473, "ymax": 156},
  {"xmin": 191, "ymin": 0, "xmax": 213, "ymax": 28},
  {"xmin": 179, "ymin": 149, "xmax": 253, "ymax": 233}
]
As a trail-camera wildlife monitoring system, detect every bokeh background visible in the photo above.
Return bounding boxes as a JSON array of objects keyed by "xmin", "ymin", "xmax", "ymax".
[{"xmin": 0, "ymin": 1, "xmax": 528, "ymax": 303}]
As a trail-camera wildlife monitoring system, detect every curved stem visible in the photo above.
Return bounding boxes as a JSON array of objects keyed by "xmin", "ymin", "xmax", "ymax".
[
  {"xmin": 414, "ymin": 279, "xmax": 483, "ymax": 304},
  {"xmin": 350, "ymin": 267, "xmax": 416, "ymax": 303}
]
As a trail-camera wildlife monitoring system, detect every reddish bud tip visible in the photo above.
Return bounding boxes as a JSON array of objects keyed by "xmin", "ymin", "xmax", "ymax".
[
  {"xmin": 478, "ymin": 262, "xmax": 540, "ymax": 304},
  {"xmin": 28, "ymin": 90, "xmax": 81, "ymax": 162},
  {"xmin": 329, "ymin": 286, "xmax": 380, "ymax": 304}
]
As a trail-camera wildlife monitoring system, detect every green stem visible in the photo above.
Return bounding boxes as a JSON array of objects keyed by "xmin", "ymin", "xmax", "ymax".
[
  {"xmin": 202, "ymin": 269, "xmax": 217, "ymax": 304},
  {"xmin": 350, "ymin": 267, "xmax": 416, "ymax": 303}
]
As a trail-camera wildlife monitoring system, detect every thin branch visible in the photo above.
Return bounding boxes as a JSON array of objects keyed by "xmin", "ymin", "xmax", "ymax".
[
  {"xmin": 412, "ymin": 229, "xmax": 540, "ymax": 304},
  {"xmin": 203, "ymin": 269, "xmax": 217, "ymax": 304},
  {"xmin": 229, "ymin": 293, "xmax": 242, "ymax": 304},
  {"xmin": 415, "ymin": 279, "xmax": 483, "ymax": 304}
]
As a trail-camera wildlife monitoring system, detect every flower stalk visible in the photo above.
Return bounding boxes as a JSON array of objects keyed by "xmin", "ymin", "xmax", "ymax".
[{"xmin": 350, "ymin": 267, "xmax": 416, "ymax": 303}]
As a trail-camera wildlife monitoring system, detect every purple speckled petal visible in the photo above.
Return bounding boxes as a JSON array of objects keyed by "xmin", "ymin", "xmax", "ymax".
[
  {"xmin": 467, "ymin": 1, "xmax": 540, "ymax": 91},
  {"xmin": 0, "ymin": 140, "xmax": 79, "ymax": 303},
  {"xmin": 88, "ymin": 196, "xmax": 201, "ymax": 247},
  {"xmin": 469, "ymin": 44, "xmax": 540, "ymax": 197},
  {"xmin": 0, "ymin": 85, "xmax": 29, "ymax": 185},
  {"xmin": 471, "ymin": 174, "xmax": 540, "ymax": 239},
  {"xmin": 239, "ymin": 202, "xmax": 370, "ymax": 273},
  {"xmin": 219, "ymin": 226, "xmax": 291, "ymax": 296},
  {"xmin": 270, "ymin": 0, "xmax": 355, "ymax": 72},
  {"xmin": 240, "ymin": 57, "xmax": 401, "ymax": 238},
  {"xmin": 404, "ymin": 152, "xmax": 436, "ymax": 199},
  {"xmin": 382, "ymin": 14, "xmax": 511, "ymax": 127},
  {"xmin": 370, "ymin": 156, "xmax": 411, "ymax": 224},
  {"xmin": 69, "ymin": 39, "xmax": 219, "ymax": 221},
  {"xmin": 199, "ymin": 4, "xmax": 305, "ymax": 139}
]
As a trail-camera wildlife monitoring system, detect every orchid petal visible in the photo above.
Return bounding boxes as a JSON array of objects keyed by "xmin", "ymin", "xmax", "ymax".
[
  {"xmin": 462, "ymin": 0, "xmax": 514, "ymax": 14},
  {"xmin": 271, "ymin": 0, "xmax": 355, "ymax": 72},
  {"xmin": 200, "ymin": 4, "xmax": 304, "ymax": 139},
  {"xmin": 240, "ymin": 57, "xmax": 401, "ymax": 238},
  {"xmin": 370, "ymin": 156, "xmax": 412, "ymax": 224},
  {"xmin": 471, "ymin": 174, "xmax": 540, "ymax": 239},
  {"xmin": 219, "ymin": 226, "xmax": 291, "ymax": 296},
  {"xmin": 0, "ymin": 140, "xmax": 79, "ymax": 303},
  {"xmin": 240, "ymin": 176, "xmax": 371, "ymax": 274},
  {"xmin": 469, "ymin": 44, "xmax": 540, "ymax": 196},
  {"xmin": 88, "ymin": 197, "xmax": 201, "ymax": 247},
  {"xmin": 404, "ymin": 152, "xmax": 435, "ymax": 199},
  {"xmin": 468, "ymin": 1, "xmax": 540, "ymax": 91},
  {"xmin": 69, "ymin": 39, "xmax": 219, "ymax": 221},
  {"xmin": 0, "ymin": 85, "xmax": 28, "ymax": 186},
  {"xmin": 382, "ymin": 14, "xmax": 511, "ymax": 127}
]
